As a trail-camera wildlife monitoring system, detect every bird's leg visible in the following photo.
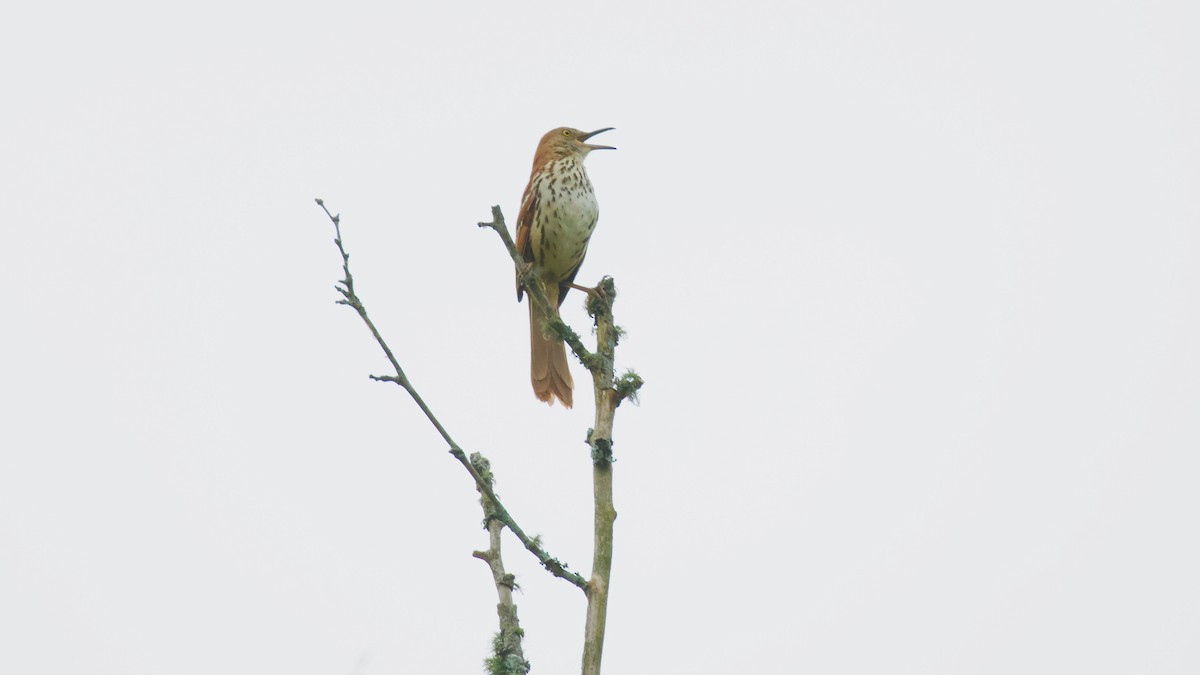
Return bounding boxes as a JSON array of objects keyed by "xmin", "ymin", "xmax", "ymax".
[{"xmin": 571, "ymin": 282, "xmax": 612, "ymax": 318}]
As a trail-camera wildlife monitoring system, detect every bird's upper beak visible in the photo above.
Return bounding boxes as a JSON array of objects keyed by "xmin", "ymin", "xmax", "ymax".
[{"xmin": 580, "ymin": 127, "xmax": 616, "ymax": 151}]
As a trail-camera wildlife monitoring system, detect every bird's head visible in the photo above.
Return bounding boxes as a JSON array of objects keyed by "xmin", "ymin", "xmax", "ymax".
[{"xmin": 536, "ymin": 127, "xmax": 616, "ymax": 160}]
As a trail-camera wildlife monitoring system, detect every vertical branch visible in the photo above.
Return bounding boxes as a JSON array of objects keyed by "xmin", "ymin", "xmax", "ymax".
[
  {"xmin": 580, "ymin": 278, "xmax": 627, "ymax": 675},
  {"xmin": 471, "ymin": 453, "xmax": 531, "ymax": 675}
]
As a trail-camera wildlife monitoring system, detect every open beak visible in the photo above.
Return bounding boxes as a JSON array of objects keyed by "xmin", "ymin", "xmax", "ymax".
[{"xmin": 580, "ymin": 127, "xmax": 616, "ymax": 150}]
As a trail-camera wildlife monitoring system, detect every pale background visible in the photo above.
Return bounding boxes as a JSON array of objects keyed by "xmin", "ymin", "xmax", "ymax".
[{"xmin": 2, "ymin": 1, "xmax": 1197, "ymax": 673}]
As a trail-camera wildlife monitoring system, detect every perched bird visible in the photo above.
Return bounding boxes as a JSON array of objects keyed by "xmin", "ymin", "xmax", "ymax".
[{"xmin": 515, "ymin": 126, "xmax": 615, "ymax": 408}]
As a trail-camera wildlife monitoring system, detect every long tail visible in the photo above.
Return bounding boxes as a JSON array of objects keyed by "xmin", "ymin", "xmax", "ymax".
[{"xmin": 529, "ymin": 286, "xmax": 574, "ymax": 408}]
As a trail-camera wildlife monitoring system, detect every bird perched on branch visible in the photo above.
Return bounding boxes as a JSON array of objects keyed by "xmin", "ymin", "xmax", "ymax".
[{"xmin": 515, "ymin": 126, "xmax": 615, "ymax": 408}]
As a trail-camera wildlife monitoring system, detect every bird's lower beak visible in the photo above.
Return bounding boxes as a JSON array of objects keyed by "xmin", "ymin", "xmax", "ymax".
[{"xmin": 580, "ymin": 127, "xmax": 616, "ymax": 150}]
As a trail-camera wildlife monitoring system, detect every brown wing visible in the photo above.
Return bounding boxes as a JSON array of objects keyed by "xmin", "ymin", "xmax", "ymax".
[{"xmin": 514, "ymin": 181, "xmax": 538, "ymax": 301}]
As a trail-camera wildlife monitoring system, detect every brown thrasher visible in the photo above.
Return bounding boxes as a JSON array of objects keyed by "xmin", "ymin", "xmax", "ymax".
[{"xmin": 515, "ymin": 126, "xmax": 615, "ymax": 408}]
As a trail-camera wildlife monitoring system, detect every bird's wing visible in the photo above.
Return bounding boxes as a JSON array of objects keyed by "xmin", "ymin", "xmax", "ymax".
[{"xmin": 515, "ymin": 183, "xmax": 538, "ymax": 301}]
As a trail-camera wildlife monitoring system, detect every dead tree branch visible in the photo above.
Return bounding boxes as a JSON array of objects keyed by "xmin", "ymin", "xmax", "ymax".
[
  {"xmin": 471, "ymin": 453, "xmax": 531, "ymax": 675},
  {"xmin": 315, "ymin": 198, "xmax": 587, "ymax": 592}
]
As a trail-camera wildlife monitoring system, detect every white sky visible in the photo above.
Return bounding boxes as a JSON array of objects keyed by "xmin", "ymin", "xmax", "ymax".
[{"xmin": 2, "ymin": 1, "xmax": 1198, "ymax": 673}]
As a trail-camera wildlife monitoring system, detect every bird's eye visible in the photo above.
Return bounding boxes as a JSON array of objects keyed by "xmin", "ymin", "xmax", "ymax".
[{"xmin": 562, "ymin": 129, "xmax": 572, "ymax": 137}]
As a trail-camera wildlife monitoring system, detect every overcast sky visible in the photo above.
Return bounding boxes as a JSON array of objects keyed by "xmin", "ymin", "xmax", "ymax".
[{"xmin": 2, "ymin": 1, "xmax": 1198, "ymax": 673}]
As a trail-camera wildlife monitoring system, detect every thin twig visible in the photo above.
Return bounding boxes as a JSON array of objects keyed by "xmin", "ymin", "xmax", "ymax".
[
  {"xmin": 315, "ymin": 198, "xmax": 587, "ymax": 590},
  {"xmin": 478, "ymin": 206, "xmax": 600, "ymax": 371}
]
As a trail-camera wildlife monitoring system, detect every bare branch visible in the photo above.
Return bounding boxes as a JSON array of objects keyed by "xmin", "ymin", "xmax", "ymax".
[
  {"xmin": 316, "ymin": 198, "xmax": 587, "ymax": 591},
  {"xmin": 579, "ymin": 276, "xmax": 622, "ymax": 675},
  {"xmin": 471, "ymin": 453, "xmax": 531, "ymax": 675},
  {"xmin": 478, "ymin": 206, "xmax": 599, "ymax": 371}
]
